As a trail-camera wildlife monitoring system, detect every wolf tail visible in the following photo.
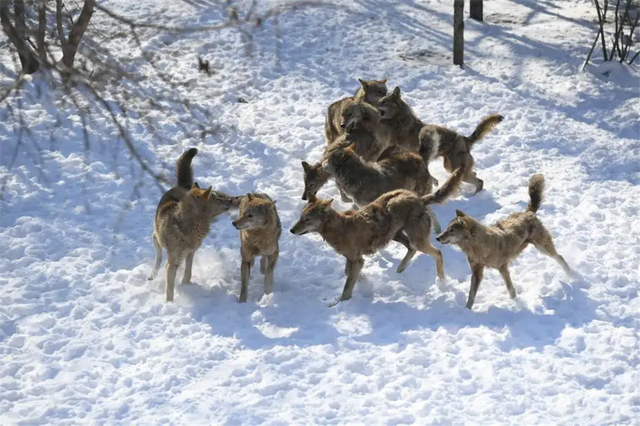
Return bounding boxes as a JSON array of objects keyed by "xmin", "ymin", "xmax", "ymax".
[
  {"xmin": 466, "ymin": 114, "xmax": 503, "ymax": 149},
  {"xmin": 422, "ymin": 165, "xmax": 466, "ymax": 206},
  {"xmin": 526, "ymin": 174, "xmax": 545, "ymax": 213},
  {"xmin": 418, "ymin": 127, "xmax": 440, "ymax": 164},
  {"xmin": 176, "ymin": 148, "xmax": 198, "ymax": 189}
]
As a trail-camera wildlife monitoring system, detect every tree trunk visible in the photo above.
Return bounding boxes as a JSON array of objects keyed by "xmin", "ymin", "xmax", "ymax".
[
  {"xmin": 0, "ymin": 3, "xmax": 39, "ymax": 74},
  {"xmin": 470, "ymin": 0, "xmax": 483, "ymax": 21},
  {"xmin": 62, "ymin": 0, "xmax": 96, "ymax": 69},
  {"xmin": 453, "ymin": 0, "xmax": 464, "ymax": 67},
  {"xmin": 37, "ymin": 0, "xmax": 46, "ymax": 59}
]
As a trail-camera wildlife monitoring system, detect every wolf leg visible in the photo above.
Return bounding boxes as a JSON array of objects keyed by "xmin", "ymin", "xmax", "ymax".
[
  {"xmin": 498, "ymin": 265, "xmax": 517, "ymax": 299},
  {"xmin": 182, "ymin": 251, "xmax": 194, "ymax": 284},
  {"xmin": 239, "ymin": 259, "xmax": 252, "ymax": 303},
  {"xmin": 264, "ymin": 252, "xmax": 279, "ymax": 295},
  {"xmin": 531, "ymin": 227, "xmax": 573, "ymax": 275},
  {"xmin": 340, "ymin": 258, "xmax": 364, "ymax": 301},
  {"xmin": 466, "ymin": 264, "xmax": 484, "ymax": 309},
  {"xmin": 165, "ymin": 262, "xmax": 179, "ymax": 302},
  {"xmin": 148, "ymin": 233, "xmax": 163, "ymax": 280}
]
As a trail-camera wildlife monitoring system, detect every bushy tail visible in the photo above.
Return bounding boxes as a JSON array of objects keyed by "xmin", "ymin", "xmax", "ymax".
[
  {"xmin": 418, "ymin": 127, "xmax": 440, "ymax": 164},
  {"xmin": 176, "ymin": 148, "xmax": 198, "ymax": 189},
  {"xmin": 422, "ymin": 165, "xmax": 466, "ymax": 206},
  {"xmin": 526, "ymin": 174, "xmax": 545, "ymax": 213},
  {"xmin": 466, "ymin": 114, "xmax": 503, "ymax": 148}
]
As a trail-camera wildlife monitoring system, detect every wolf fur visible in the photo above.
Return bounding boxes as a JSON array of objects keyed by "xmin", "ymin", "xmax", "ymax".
[
  {"xmin": 419, "ymin": 114, "xmax": 503, "ymax": 194},
  {"xmin": 376, "ymin": 86, "xmax": 424, "ymax": 153},
  {"xmin": 149, "ymin": 148, "xmax": 237, "ymax": 302},
  {"xmin": 290, "ymin": 166, "xmax": 466, "ymax": 303},
  {"xmin": 302, "ymin": 101, "xmax": 390, "ymax": 202},
  {"xmin": 436, "ymin": 174, "xmax": 572, "ymax": 310},
  {"xmin": 324, "ymin": 78, "xmax": 388, "ymax": 144},
  {"xmin": 232, "ymin": 193, "xmax": 281, "ymax": 303},
  {"xmin": 321, "ymin": 144, "xmax": 442, "ymax": 233}
]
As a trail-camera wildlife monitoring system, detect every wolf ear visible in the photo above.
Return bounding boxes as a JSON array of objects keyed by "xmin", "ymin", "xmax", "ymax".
[
  {"xmin": 247, "ymin": 193, "xmax": 254, "ymax": 201},
  {"xmin": 358, "ymin": 78, "xmax": 368, "ymax": 88},
  {"xmin": 301, "ymin": 161, "xmax": 310, "ymax": 171},
  {"xmin": 392, "ymin": 86, "xmax": 401, "ymax": 98},
  {"xmin": 201, "ymin": 186, "xmax": 212, "ymax": 200},
  {"xmin": 192, "ymin": 182, "xmax": 200, "ymax": 189},
  {"xmin": 455, "ymin": 210, "xmax": 466, "ymax": 218},
  {"xmin": 380, "ymin": 78, "xmax": 387, "ymax": 84}
]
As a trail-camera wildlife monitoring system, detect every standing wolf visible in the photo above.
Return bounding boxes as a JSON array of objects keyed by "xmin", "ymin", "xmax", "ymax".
[
  {"xmin": 436, "ymin": 174, "xmax": 573, "ymax": 310},
  {"xmin": 324, "ymin": 78, "xmax": 388, "ymax": 144},
  {"xmin": 290, "ymin": 167, "xmax": 465, "ymax": 304},
  {"xmin": 232, "ymin": 193, "xmax": 281, "ymax": 303},
  {"xmin": 377, "ymin": 86, "xmax": 503, "ymax": 194},
  {"xmin": 149, "ymin": 148, "xmax": 237, "ymax": 302},
  {"xmin": 419, "ymin": 114, "xmax": 503, "ymax": 194},
  {"xmin": 302, "ymin": 99, "xmax": 391, "ymax": 202}
]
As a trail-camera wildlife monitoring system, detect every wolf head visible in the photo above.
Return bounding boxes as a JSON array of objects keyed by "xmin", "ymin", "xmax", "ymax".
[
  {"xmin": 301, "ymin": 161, "xmax": 330, "ymax": 201},
  {"xmin": 340, "ymin": 100, "xmax": 378, "ymax": 132},
  {"xmin": 186, "ymin": 182, "xmax": 213, "ymax": 210},
  {"xmin": 289, "ymin": 196, "xmax": 333, "ymax": 236},
  {"xmin": 321, "ymin": 145, "xmax": 354, "ymax": 176},
  {"xmin": 232, "ymin": 193, "xmax": 277, "ymax": 230},
  {"xmin": 208, "ymin": 190, "xmax": 238, "ymax": 218},
  {"xmin": 356, "ymin": 78, "xmax": 388, "ymax": 105},
  {"xmin": 436, "ymin": 210, "xmax": 475, "ymax": 245},
  {"xmin": 377, "ymin": 86, "xmax": 403, "ymax": 120}
]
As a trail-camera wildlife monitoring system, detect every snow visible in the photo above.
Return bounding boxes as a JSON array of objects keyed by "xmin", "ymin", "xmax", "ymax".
[{"xmin": 1, "ymin": 0, "xmax": 639, "ymax": 424}]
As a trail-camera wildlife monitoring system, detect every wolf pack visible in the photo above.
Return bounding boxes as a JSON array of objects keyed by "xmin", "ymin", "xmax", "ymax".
[{"xmin": 149, "ymin": 78, "xmax": 573, "ymax": 309}]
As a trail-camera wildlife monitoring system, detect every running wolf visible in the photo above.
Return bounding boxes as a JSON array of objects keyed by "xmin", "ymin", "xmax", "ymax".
[
  {"xmin": 149, "ymin": 148, "xmax": 236, "ymax": 302},
  {"xmin": 419, "ymin": 114, "xmax": 503, "ymax": 194},
  {"xmin": 232, "ymin": 193, "xmax": 281, "ymax": 303},
  {"xmin": 290, "ymin": 167, "xmax": 465, "ymax": 303},
  {"xmin": 436, "ymin": 174, "xmax": 573, "ymax": 310},
  {"xmin": 325, "ymin": 78, "xmax": 388, "ymax": 144}
]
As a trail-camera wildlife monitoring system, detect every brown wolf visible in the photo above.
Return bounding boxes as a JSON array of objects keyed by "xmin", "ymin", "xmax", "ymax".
[
  {"xmin": 302, "ymin": 99, "xmax": 391, "ymax": 202},
  {"xmin": 325, "ymin": 78, "xmax": 388, "ymax": 144},
  {"xmin": 232, "ymin": 193, "xmax": 281, "ymax": 303},
  {"xmin": 290, "ymin": 166, "xmax": 465, "ymax": 303},
  {"xmin": 436, "ymin": 174, "xmax": 572, "ymax": 310},
  {"xmin": 419, "ymin": 114, "xmax": 503, "ymax": 194},
  {"xmin": 376, "ymin": 86, "xmax": 424, "ymax": 153},
  {"xmin": 149, "ymin": 148, "xmax": 236, "ymax": 302},
  {"xmin": 321, "ymin": 143, "xmax": 442, "ymax": 232}
]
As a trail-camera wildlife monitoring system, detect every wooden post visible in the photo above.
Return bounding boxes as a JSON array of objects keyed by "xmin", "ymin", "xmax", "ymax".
[
  {"xmin": 470, "ymin": 0, "xmax": 483, "ymax": 22},
  {"xmin": 453, "ymin": 0, "xmax": 464, "ymax": 67}
]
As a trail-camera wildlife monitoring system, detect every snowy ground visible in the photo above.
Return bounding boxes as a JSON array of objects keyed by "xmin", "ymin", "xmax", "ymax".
[{"xmin": 1, "ymin": 0, "xmax": 640, "ymax": 424}]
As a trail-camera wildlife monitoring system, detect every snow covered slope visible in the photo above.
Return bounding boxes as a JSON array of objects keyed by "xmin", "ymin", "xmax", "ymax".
[{"xmin": 1, "ymin": 0, "xmax": 639, "ymax": 424}]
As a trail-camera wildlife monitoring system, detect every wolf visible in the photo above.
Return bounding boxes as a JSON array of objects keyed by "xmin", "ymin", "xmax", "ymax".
[
  {"xmin": 232, "ymin": 193, "xmax": 281, "ymax": 303},
  {"xmin": 302, "ymin": 99, "xmax": 391, "ymax": 202},
  {"xmin": 419, "ymin": 114, "xmax": 503, "ymax": 194},
  {"xmin": 376, "ymin": 86, "xmax": 424, "ymax": 153},
  {"xmin": 149, "ymin": 148, "xmax": 237, "ymax": 302},
  {"xmin": 436, "ymin": 174, "xmax": 573, "ymax": 310},
  {"xmin": 290, "ymin": 166, "xmax": 465, "ymax": 303},
  {"xmin": 321, "ymin": 142, "xmax": 442, "ymax": 232},
  {"xmin": 325, "ymin": 78, "xmax": 388, "ymax": 144}
]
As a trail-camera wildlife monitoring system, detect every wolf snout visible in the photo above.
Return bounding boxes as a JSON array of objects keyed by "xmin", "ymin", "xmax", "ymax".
[
  {"xmin": 321, "ymin": 160, "xmax": 329, "ymax": 171},
  {"xmin": 339, "ymin": 120, "xmax": 346, "ymax": 129},
  {"xmin": 232, "ymin": 220, "xmax": 239, "ymax": 228},
  {"xmin": 301, "ymin": 193, "xmax": 307, "ymax": 201}
]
